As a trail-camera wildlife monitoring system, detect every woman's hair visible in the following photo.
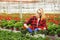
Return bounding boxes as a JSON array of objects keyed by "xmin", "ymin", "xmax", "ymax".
[
  {"xmin": 37, "ymin": 8, "xmax": 46, "ymax": 20},
  {"xmin": 37, "ymin": 8, "xmax": 43, "ymax": 13}
]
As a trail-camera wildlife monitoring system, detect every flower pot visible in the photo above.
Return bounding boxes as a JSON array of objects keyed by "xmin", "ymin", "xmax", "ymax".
[
  {"xmin": 1, "ymin": 26, "xmax": 5, "ymax": 29},
  {"xmin": 16, "ymin": 28, "xmax": 19, "ymax": 31},
  {"xmin": 5, "ymin": 27, "xmax": 10, "ymax": 29},
  {"xmin": 47, "ymin": 35, "xmax": 55, "ymax": 40},
  {"xmin": 48, "ymin": 33, "xmax": 55, "ymax": 36},
  {"xmin": 10, "ymin": 27, "xmax": 14, "ymax": 30},
  {"xmin": 49, "ymin": 35, "xmax": 55, "ymax": 36},
  {"xmin": 1, "ymin": 27, "xmax": 4, "ymax": 28},
  {"xmin": 58, "ymin": 34, "xmax": 60, "ymax": 37}
]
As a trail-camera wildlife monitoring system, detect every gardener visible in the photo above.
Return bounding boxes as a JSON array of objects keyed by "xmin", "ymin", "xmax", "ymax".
[{"xmin": 24, "ymin": 8, "xmax": 47, "ymax": 33}]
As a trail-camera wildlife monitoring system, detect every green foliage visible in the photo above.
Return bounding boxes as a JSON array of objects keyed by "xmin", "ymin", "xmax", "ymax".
[
  {"xmin": 9, "ymin": 20, "xmax": 16, "ymax": 24},
  {"xmin": 57, "ymin": 24, "xmax": 60, "ymax": 29},
  {"xmin": 56, "ymin": 29, "xmax": 60, "ymax": 34},
  {"xmin": 37, "ymin": 30, "xmax": 44, "ymax": 34},
  {"xmin": 1, "ymin": 20, "xmax": 8, "ymax": 27},
  {"xmin": 48, "ymin": 22, "xmax": 57, "ymax": 31},
  {"xmin": 14, "ymin": 20, "xmax": 24, "ymax": 28},
  {"xmin": 47, "ymin": 22, "xmax": 57, "ymax": 35},
  {"xmin": 14, "ymin": 22, "xmax": 23, "ymax": 28},
  {"xmin": 20, "ymin": 20, "xmax": 25, "ymax": 27},
  {"xmin": 0, "ymin": 30, "xmax": 49, "ymax": 40},
  {"xmin": 7, "ymin": 21, "xmax": 14, "ymax": 28},
  {"xmin": 49, "ymin": 30, "xmax": 56, "ymax": 36},
  {"xmin": 54, "ymin": 16, "xmax": 60, "ymax": 21},
  {"xmin": 0, "ymin": 19, "xmax": 25, "ymax": 29},
  {"xmin": 14, "ymin": 22, "xmax": 20, "ymax": 28}
]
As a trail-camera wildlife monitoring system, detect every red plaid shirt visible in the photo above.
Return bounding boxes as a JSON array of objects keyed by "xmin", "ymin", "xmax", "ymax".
[{"xmin": 25, "ymin": 16, "xmax": 47, "ymax": 30}]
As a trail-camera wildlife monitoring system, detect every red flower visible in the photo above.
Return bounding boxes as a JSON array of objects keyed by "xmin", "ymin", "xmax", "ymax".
[
  {"xmin": 48, "ymin": 20, "xmax": 52, "ymax": 22},
  {"xmin": 0, "ymin": 15, "xmax": 3, "ymax": 20},
  {"xmin": 5, "ymin": 16, "xmax": 12, "ymax": 20},
  {"xmin": 25, "ymin": 18, "xmax": 29, "ymax": 22},
  {"xmin": 54, "ymin": 20, "xmax": 58, "ymax": 24},
  {"xmin": 14, "ymin": 17, "xmax": 20, "ymax": 21}
]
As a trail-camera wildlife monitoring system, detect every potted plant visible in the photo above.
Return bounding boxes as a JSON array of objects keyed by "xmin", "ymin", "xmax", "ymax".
[
  {"xmin": 9, "ymin": 20, "xmax": 16, "ymax": 24},
  {"xmin": 49, "ymin": 30, "xmax": 56, "ymax": 36},
  {"xmin": 5, "ymin": 16, "xmax": 12, "ymax": 20},
  {"xmin": 14, "ymin": 22, "xmax": 21, "ymax": 31},
  {"xmin": 56, "ymin": 29, "xmax": 60, "ymax": 37},
  {"xmin": 1, "ymin": 20, "xmax": 8, "ymax": 28},
  {"xmin": 14, "ymin": 17, "xmax": 20, "ymax": 21},
  {"xmin": 14, "ymin": 20, "xmax": 24, "ymax": 31},
  {"xmin": 56, "ymin": 24, "xmax": 60, "ymax": 37},
  {"xmin": 7, "ymin": 21, "xmax": 14, "ymax": 30},
  {"xmin": 42, "ymin": 30, "xmax": 48, "ymax": 35},
  {"xmin": 47, "ymin": 22, "xmax": 57, "ymax": 36}
]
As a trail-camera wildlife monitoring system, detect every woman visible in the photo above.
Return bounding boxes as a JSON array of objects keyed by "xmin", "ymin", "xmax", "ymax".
[{"xmin": 24, "ymin": 8, "xmax": 47, "ymax": 33}]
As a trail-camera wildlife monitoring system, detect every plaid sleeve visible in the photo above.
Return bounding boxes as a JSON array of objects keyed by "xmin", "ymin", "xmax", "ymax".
[
  {"xmin": 24, "ymin": 16, "xmax": 36, "ymax": 25},
  {"xmin": 27, "ymin": 18, "xmax": 32, "ymax": 25},
  {"xmin": 42, "ymin": 19, "xmax": 47, "ymax": 29},
  {"xmin": 24, "ymin": 18, "xmax": 32, "ymax": 25},
  {"xmin": 40, "ymin": 19, "xmax": 46, "ymax": 27}
]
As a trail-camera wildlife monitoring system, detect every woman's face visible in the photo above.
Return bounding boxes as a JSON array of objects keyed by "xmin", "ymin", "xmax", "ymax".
[
  {"xmin": 37, "ymin": 13, "xmax": 42, "ymax": 18},
  {"xmin": 36, "ymin": 8, "xmax": 43, "ymax": 18},
  {"xmin": 36, "ymin": 9, "xmax": 43, "ymax": 18}
]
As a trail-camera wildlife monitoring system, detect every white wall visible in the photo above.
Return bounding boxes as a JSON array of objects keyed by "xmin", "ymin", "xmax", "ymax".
[{"xmin": 0, "ymin": 0, "xmax": 60, "ymax": 13}]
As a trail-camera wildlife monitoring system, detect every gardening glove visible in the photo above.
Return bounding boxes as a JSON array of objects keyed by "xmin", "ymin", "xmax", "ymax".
[{"xmin": 27, "ymin": 28, "xmax": 33, "ymax": 33}]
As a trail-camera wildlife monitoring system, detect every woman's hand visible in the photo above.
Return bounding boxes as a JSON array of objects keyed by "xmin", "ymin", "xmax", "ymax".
[{"xmin": 44, "ymin": 27, "xmax": 46, "ymax": 30}]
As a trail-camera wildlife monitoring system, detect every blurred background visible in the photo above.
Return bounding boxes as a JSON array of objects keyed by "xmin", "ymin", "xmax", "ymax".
[{"xmin": 0, "ymin": 0, "xmax": 60, "ymax": 19}]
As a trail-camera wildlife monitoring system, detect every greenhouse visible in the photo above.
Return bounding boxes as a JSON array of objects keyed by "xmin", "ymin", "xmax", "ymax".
[{"xmin": 0, "ymin": 0, "xmax": 60, "ymax": 40}]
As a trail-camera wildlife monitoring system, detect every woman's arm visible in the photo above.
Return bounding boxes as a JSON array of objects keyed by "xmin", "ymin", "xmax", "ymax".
[
  {"xmin": 42, "ymin": 14, "xmax": 47, "ymax": 30},
  {"xmin": 24, "ymin": 18, "xmax": 32, "ymax": 28},
  {"xmin": 24, "ymin": 24, "xmax": 29, "ymax": 28}
]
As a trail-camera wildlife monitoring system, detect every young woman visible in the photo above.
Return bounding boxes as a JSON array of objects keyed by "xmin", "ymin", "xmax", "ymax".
[{"xmin": 24, "ymin": 8, "xmax": 47, "ymax": 33}]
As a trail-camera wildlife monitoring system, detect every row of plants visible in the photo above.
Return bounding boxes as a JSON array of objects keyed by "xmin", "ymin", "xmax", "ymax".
[
  {"xmin": 0, "ymin": 20, "xmax": 60, "ymax": 40},
  {"xmin": 0, "ymin": 16, "xmax": 60, "ymax": 35},
  {"xmin": 0, "ymin": 19, "xmax": 25, "ymax": 31},
  {"xmin": 0, "ymin": 30, "xmax": 51, "ymax": 40},
  {"xmin": 46, "ymin": 15, "xmax": 60, "ymax": 38},
  {"xmin": 47, "ymin": 15, "xmax": 60, "ymax": 24},
  {"xmin": 0, "ymin": 27, "xmax": 60, "ymax": 40},
  {"xmin": 0, "ymin": 15, "xmax": 20, "ymax": 21}
]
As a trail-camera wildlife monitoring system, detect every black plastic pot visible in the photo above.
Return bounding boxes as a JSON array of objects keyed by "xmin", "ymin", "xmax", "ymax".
[
  {"xmin": 1, "ymin": 27, "xmax": 4, "ymax": 29},
  {"xmin": 58, "ymin": 34, "xmax": 60, "ymax": 37},
  {"xmin": 1, "ymin": 26, "xmax": 6, "ymax": 29},
  {"xmin": 16, "ymin": 28, "xmax": 19, "ymax": 31},
  {"xmin": 47, "ymin": 35, "xmax": 55, "ymax": 40},
  {"xmin": 48, "ymin": 34, "xmax": 55, "ymax": 36},
  {"xmin": 10, "ymin": 27, "xmax": 14, "ymax": 30}
]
